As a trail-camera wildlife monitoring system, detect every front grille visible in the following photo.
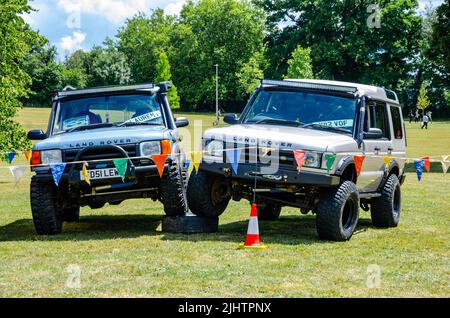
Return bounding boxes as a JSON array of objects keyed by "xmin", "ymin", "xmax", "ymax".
[
  {"xmin": 63, "ymin": 144, "xmax": 138, "ymax": 163},
  {"xmin": 229, "ymin": 144, "xmax": 295, "ymax": 168}
]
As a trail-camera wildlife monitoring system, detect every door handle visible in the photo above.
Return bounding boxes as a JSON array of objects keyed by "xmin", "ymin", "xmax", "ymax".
[{"xmin": 374, "ymin": 147, "xmax": 381, "ymax": 152}]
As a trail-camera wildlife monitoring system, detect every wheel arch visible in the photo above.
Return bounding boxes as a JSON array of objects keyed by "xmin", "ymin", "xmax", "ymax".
[{"xmin": 335, "ymin": 156, "xmax": 357, "ymax": 183}]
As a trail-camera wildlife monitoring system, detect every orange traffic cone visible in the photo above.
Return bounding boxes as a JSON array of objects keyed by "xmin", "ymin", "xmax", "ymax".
[{"xmin": 239, "ymin": 203, "xmax": 267, "ymax": 249}]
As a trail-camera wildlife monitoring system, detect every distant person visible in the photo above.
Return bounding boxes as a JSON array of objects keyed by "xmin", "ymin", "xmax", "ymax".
[
  {"xmin": 427, "ymin": 111, "xmax": 432, "ymax": 123},
  {"xmin": 415, "ymin": 110, "xmax": 420, "ymax": 123},
  {"xmin": 421, "ymin": 113, "xmax": 429, "ymax": 130},
  {"xmin": 408, "ymin": 110, "xmax": 413, "ymax": 123}
]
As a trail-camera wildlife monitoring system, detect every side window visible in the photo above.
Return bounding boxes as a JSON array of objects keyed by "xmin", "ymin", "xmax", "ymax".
[
  {"xmin": 368, "ymin": 102, "xmax": 390, "ymax": 139},
  {"xmin": 390, "ymin": 106, "xmax": 403, "ymax": 139}
]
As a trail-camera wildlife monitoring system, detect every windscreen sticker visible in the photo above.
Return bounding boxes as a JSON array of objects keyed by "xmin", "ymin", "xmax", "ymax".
[
  {"xmin": 310, "ymin": 119, "xmax": 354, "ymax": 128},
  {"xmin": 62, "ymin": 115, "xmax": 89, "ymax": 131},
  {"xmin": 124, "ymin": 110, "xmax": 162, "ymax": 124}
]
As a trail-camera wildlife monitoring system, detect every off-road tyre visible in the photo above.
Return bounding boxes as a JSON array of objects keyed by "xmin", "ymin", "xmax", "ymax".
[
  {"xmin": 316, "ymin": 181, "xmax": 360, "ymax": 241},
  {"xmin": 30, "ymin": 176, "xmax": 63, "ymax": 235},
  {"xmin": 371, "ymin": 174, "xmax": 401, "ymax": 228},
  {"xmin": 160, "ymin": 161, "xmax": 188, "ymax": 216},
  {"xmin": 258, "ymin": 202, "xmax": 282, "ymax": 221},
  {"xmin": 187, "ymin": 170, "xmax": 230, "ymax": 218},
  {"xmin": 63, "ymin": 205, "xmax": 80, "ymax": 222}
]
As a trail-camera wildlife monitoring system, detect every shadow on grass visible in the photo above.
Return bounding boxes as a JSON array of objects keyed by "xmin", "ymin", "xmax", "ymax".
[
  {"xmin": 0, "ymin": 213, "xmax": 378, "ymax": 244},
  {"xmin": 161, "ymin": 215, "xmax": 376, "ymax": 245},
  {"xmin": 0, "ymin": 215, "xmax": 162, "ymax": 242}
]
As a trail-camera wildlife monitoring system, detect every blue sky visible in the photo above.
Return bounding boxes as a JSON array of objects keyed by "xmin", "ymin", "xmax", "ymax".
[{"xmin": 24, "ymin": 0, "xmax": 444, "ymax": 59}]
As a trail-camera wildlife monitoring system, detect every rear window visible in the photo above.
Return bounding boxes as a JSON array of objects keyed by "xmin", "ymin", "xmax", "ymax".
[{"xmin": 390, "ymin": 106, "xmax": 403, "ymax": 139}]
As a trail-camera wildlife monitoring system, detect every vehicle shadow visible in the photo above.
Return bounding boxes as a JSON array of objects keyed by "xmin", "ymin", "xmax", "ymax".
[
  {"xmin": 0, "ymin": 214, "xmax": 163, "ymax": 242},
  {"xmin": 0, "ymin": 214, "xmax": 377, "ymax": 244},
  {"xmin": 161, "ymin": 215, "xmax": 376, "ymax": 245}
]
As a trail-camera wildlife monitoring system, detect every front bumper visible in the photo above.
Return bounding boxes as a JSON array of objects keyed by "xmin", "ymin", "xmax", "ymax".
[
  {"xmin": 199, "ymin": 162, "xmax": 340, "ymax": 187},
  {"xmin": 32, "ymin": 164, "xmax": 169, "ymax": 184}
]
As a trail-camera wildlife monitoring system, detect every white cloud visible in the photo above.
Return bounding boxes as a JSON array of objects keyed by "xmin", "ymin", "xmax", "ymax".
[
  {"xmin": 164, "ymin": 0, "xmax": 186, "ymax": 16},
  {"xmin": 60, "ymin": 31, "xmax": 86, "ymax": 53},
  {"xmin": 57, "ymin": 0, "xmax": 155, "ymax": 24}
]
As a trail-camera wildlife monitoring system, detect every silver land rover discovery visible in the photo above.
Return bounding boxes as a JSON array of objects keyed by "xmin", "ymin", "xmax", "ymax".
[{"xmin": 187, "ymin": 79, "xmax": 406, "ymax": 241}]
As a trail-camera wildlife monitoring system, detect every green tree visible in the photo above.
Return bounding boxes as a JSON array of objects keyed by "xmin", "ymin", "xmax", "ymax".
[
  {"xmin": 155, "ymin": 50, "xmax": 180, "ymax": 109},
  {"xmin": 416, "ymin": 86, "xmax": 431, "ymax": 111},
  {"xmin": 22, "ymin": 44, "xmax": 64, "ymax": 106},
  {"xmin": 117, "ymin": 9, "xmax": 175, "ymax": 83},
  {"xmin": 235, "ymin": 55, "xmax": 265, "ymax": 97},
  {"xmin": 426, "ymin": 0, "xmax": 450, "ymax": 75},
  {"xmin": 87, "ymin": 43, "xmax": 132, "ymax": 87},
  {"xmin": 171, "ymin": 0, "xmax": 266, "ymax": 110},
  {"xmin": 61, "ymin": 67, "xmax": 87, "ymax": 89},
  {"xmin": 257, "ymin": 0, "xmax": 422, "ymax": 89},
  {"xmin": 285, "ymin": 46, "xmax": 314, "ymax": 79},
  {"xmin": 0, "ymin": 0, "xmax": 43, "ymax": 154}
]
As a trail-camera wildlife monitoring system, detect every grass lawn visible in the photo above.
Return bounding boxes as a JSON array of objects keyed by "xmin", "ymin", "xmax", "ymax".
[{"xmin": 0, "ymin": 108, "xmax": 448, "ymax": 297}]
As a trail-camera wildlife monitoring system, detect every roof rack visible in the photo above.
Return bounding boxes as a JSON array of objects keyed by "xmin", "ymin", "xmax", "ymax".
[
  {"xmin": 261, "ymin": 79, "xmax": 358, "ymax": 94},
  {"xmin": 56, "ymin": 83, "xmax": 159, "ymax": 99}
]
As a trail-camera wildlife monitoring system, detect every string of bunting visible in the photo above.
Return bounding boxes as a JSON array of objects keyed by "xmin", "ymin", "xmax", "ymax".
[{"xmin": 0, "ymin": 148, "xmax": 448, "ymax": 186}]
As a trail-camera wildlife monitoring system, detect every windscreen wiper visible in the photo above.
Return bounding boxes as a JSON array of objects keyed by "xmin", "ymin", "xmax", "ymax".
[
  {"xmin": 302, "ymin": 123, "xmax": 351, "ymax": 134},
  {"xmin": 67, "ymin": 123, "xmax": 117, "ymax": 133},
  {"xmin": 254, "ymin": 118, "xmax": 304, "ymax": 127}
]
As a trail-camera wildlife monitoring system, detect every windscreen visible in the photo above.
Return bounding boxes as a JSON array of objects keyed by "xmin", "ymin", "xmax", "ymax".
[
  {"xmin": 53, "ymin": 94, "xmax": 164, "ymax": 133},
  {"xmin": 242, "ymin": 90, "xmax": 357, "ymax": 133}
]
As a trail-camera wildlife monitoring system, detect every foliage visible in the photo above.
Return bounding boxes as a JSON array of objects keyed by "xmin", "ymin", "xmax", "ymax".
[
  {"xmin": 416, "ymin": 86, "xmax": 431, "ymax": 111},
  {"xmin": 426, "ymin": 0, "xmax": 450, "ymax": 75},
  {"xmin": 171, "ymin": 0, "xmax": 266, "ymax": 110},
  {"xmin": 22, "ymin": 44, "xmax": 63, "ymax": 106},
  {"xmin": 61, "ymin": 66, "xmax": 87, "ymax": 90},
  {"xmin": 0, "ymin": 0, "xmax": 42, "ymax": 153},
  {"xmin": 155, "ymin": 51, "xmax": 180, "ymax": 109},
  {"xmin": 285, "ymin": 46, "xmax": 314, "ymax": 79},
  {"xmin": 235, "ymin": 55, "xmax": 265, "ymax": 97},
  {"xmin": 116, "ymin": 9, "xmax": 175, "ymax": 83},
  {"xmin": 257, "ymin": 0, "xmax": 422, "ymax": 89},
  {"xmin": 87, "ymin": 44, "xmax": 132, "ymax": 87}
]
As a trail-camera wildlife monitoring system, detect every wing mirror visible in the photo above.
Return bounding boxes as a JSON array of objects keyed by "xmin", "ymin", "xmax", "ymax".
[
  {"xmin": 27, "ymin": 129, "xmax": 46, "ymax": 140},
  {"xmin": 363, "ymin": 128, "xmax": 383, "ymax": 139},
  {"xmin": 223, "ymin": 113, "xmax": 239, "ymax": 125},
  {"xmin": 175, "ymin": 117, "xmax": 189, "ymax": 128}
]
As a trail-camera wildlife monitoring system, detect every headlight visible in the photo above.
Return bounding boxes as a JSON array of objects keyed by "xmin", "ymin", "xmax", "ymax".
[
  {"xmin": 41, "ymin": 150, "xmax": 62, "ymax": 164},
  {"xmin": 205, "ymin": 140, "xmax": 223, "ymax": 157},
  {"xmin": 304, "ymin": 151, "xmax": 322, "ymax": 168},
  {"xmin": 140, "ymin": 141, "xmax": 161, "ymax": 156}
]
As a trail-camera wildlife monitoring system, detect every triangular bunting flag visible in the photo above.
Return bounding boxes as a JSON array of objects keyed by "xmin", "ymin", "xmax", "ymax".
[
  {"xmin": 422, "ymin": 156, "xmax": 430, "ymax": 172},
  {"xmin": 152, "ymin": 154, "xmax": 168, "ymax": 178},
  {"xmin": 113, "ymin": 158, "xmax": 128, "ymax": 182},
  {"xmin": 354, "ymin": 155, "xmax": 365, "ymax": 177},
  {"xmin": 82, "ymin": 162, "xmax": 90, "ymax": 186},
  {"xmin": 6, "ymin": 152, "xmax": 16, "ymax": 164},
  {"xmin": 293, "ymin": 150, "xmax": 306, "ymax": 173},
  {"xmin": 441, "ymin": 155, "xmax": 448, "ymax": 174},
  {"xmin": 383, "ymin": 156, "xmax": 393, "ymax": 171},
  {"xmin": 413, "ymin": 160, "xmax": 424, "ymax": 182},
  {"xmin": 24, "ymin": 150, "xmax": 32, "ymax": 161},
  {"xmin": 50, "ymin": 163, "xmax": 66, "ymax": 186},
  {"xmin": 185, "ymin": 159, "xmax": 191, "ymax": 170},
  {"xmin": 9, "ymin": 166, "xmax": 27, "ymax": 185},
  {"xmin": 226, "ymin": 148, "xmax": 241, "ymax": 175},
  {"xmin": 324, "ymin": 153, "xmax": 336, "ymax": 173},
  {"xmin": 192, "ymin": 151, "xmax": 203, "ymax": 173}
]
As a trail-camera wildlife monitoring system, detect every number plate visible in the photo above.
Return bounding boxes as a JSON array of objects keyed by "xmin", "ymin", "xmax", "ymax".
[{"xmin": 80, "ymin": 168, "xmax": 120, "ymax": 180}]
